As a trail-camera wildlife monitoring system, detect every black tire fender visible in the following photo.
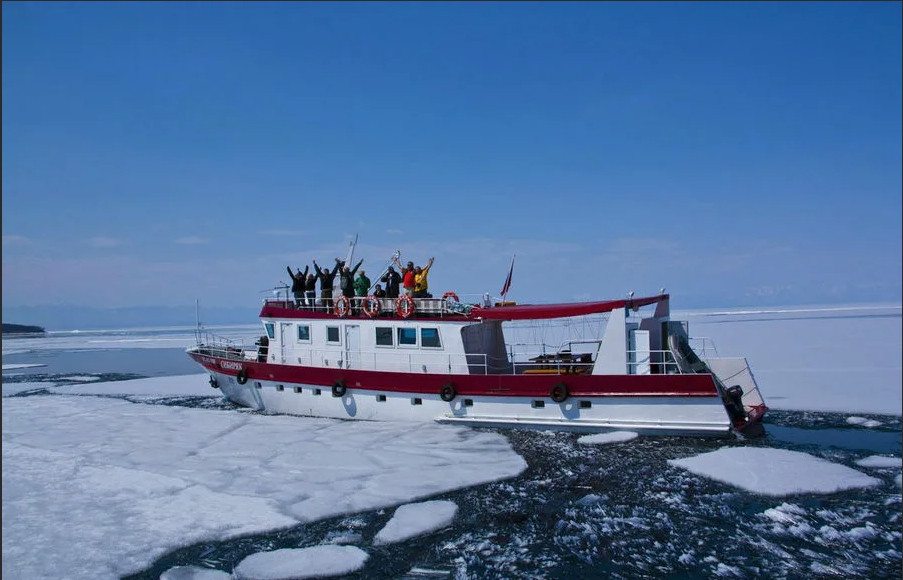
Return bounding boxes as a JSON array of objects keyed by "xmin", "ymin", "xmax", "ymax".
[
  {"xmin": 550, "ymin": 382, "xmax": 569, "ymax": 403},
  {"xmin": 332, "ymin": 380, "xmax": 347, "ymax": 397},
  {"xmin": 236, "ymin": 368, "xmax": 249, "ymax": 385},
  {"xmin": 440, "ymin": 383, "xmax": 457, "ymax": 402},
  {"xmin": 209, "ymin": 375, "xmax": 219, "ymax": 389}
]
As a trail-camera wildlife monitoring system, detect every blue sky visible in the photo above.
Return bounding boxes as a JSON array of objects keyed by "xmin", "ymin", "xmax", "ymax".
[{"xmin": 2, "ymin": 1, "xmax": 901, "ymax": 321}]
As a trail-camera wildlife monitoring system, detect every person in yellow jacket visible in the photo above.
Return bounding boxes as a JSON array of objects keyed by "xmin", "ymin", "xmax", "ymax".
[{"xmin": 413, "ymin": 257, "xmax": 434, "ymax": 298}]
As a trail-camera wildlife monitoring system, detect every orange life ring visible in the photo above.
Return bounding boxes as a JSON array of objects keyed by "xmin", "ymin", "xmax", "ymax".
[
  {"xmin": 362, "ymin": 295, "xmax": 381, "ymax": 318},
  {"xmin": 333, "ymin": 295, "xmax": 351, "ymax": 318},
  {"xmin": 442, "ymin": 291, "xmax": 459, "ymax": 305},
  {"xmin": 395, "ymin": 295, "xmax": 415, "ymax": 318}
]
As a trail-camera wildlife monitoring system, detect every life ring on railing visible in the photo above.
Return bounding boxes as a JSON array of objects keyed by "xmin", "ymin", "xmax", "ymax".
[
  {"xmin": 362, "ymin": 295, "xmax": 381, "ymax": 318},
  {"xmin": 332, "ymin": 379, "xmax": 347, "ymax": 397},
  {"xmin": 441, "ymin": 291, "xmax": 459, "ymax": 309},
  {"xmin": 333, "ymin": 295, "xmax": 351, "ymax": 318},
  {"xmin": 209, "ymin": 375, "xmax": 219, "ymax": 389},
  {"xmin": 395, "ymin": 295, "xmax": 415, "ymax": 318},
  {"xmin": 440, "ymin": 383, "xmax": 457, "ymax": 402},
  {"xmin": 236, "ymin": 368, "xmax": 249, "ymax": 385},
  {"xmin": 550, "ymin": 382, "xmax": 569, "ymax": 403}
]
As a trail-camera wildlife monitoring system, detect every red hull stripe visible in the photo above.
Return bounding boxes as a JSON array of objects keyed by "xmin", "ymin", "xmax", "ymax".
[{"xmin": 191, "ymin": 353, "xmax": 718, "ymax": 398}]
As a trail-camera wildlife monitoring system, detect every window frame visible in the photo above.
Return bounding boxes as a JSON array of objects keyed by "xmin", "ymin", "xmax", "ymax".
[
  {"xmin": 420, "ymin": 327, "xmax": 442, "ymax": 349},
  {"xmin": 296, "ymin": 324, "xmax": 311, "ymax": 343},
  {"xmin": 375, "ymin": 326, "xmax": 394, "ymax": 348},
  {"xmin": 326, "ymin": 326, "xmax": 342, "ymax": 345},
  {"xmin": 396, "ymin": 327, "xmax": 418, "ymax": 348}
]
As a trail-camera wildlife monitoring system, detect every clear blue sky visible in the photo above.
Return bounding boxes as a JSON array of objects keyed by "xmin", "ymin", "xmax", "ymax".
[{"xmin": 3, "ymin": 1, "xmax": 901, "ymax": 317}]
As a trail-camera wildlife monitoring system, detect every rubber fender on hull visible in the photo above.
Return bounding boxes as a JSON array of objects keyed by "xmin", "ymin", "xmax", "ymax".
[
  {"xmin": 440, "ymin": 383, "xmax": 457, "ymax": 402},
  {"xmin": 550, "ymin": 382, "xmax": 569, "ymax": 403}
]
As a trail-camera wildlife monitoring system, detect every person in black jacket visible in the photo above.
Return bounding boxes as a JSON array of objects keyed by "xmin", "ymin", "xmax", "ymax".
[
  {"xmin": 380, "ymin": 266, "xmax": 401, "ymax": 299},
  {"xmin": 338, "ymin": 258, "xmax": 364, "ymax": 300},
  {"xmin": 303, "ymin": 273, "xmax": 317, "ymax": 309},
  {"xmin": 286, "ymin": 265, "xmax": 308, "ymax": 307},
  {"xmin": 313, "ymin": 259, "xmax": 340, "ymax": 310}
]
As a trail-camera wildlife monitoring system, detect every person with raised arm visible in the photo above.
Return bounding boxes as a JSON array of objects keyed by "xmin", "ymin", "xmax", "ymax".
[{"xmin": 413, "ymin": 257, "xmax": 435, "ymax": 298}]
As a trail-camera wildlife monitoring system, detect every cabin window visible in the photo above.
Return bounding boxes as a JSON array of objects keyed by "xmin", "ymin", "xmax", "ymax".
[
  {"xmin": 397, "ymin": 327, "xmax": 417, "ymax": 347},
  {"xmin": 297, "ymin": 325, "xmax": 311, "ymax": 342},
  {"xmin": 377, "ymin": 394, "xmax": 386, "ymax": 402},
  {"xmin": 294, "ymin": 387, "xmax": 302, "ymax": 394},
  {"xmin": 411, "ymin": 397, "xmax": 423, "ymax": 405},
  {"xmin": 375, "ymin": 327, "xmax": 394, "ymax": 347},
  {"xmin": 276, "ymin": 385, "xmax": 284, "ymax": 392},
  {"xmin": 420, "ymin": 328, "xmax": 441, "ymax": 348},
  {"xmin": 532, "ymin": 400, "xmax": 545, "ymax": 409},
  {"xmin": 326, "ymin": 326, "xmax": 341, "ymax": 344},
  {"xmin": 264, "ymin": 323, "xmax": 275, "ymax": 339}
]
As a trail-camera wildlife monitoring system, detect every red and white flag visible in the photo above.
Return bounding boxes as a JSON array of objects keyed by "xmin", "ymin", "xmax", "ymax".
[{"xmin": 500, "ymin": 254, "xmax": 516, "ymax": 298}]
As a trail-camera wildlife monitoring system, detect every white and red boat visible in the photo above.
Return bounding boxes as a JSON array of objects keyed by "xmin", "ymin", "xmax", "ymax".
[{"xmin": 188, "ymin": 284, "xmax": 767, "ymax": 437}]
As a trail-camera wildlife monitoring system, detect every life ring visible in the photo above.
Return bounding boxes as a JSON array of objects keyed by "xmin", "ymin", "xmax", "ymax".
[
  {"xmin": 332, "ymin": 380, "xmax": 347, "ymax": 397},
  {"xmin": 362, "ymin": 295, "xmax": 381, "ymax": 318},
  {"xmin": 395, "ymin": 295, "xmax": 415, "ymax": 318},
  {"xmin": 236, "ymin": 368, "xmax": 249, "ymax": 385},
  {"xmin": 209, "ymin": 375, "xmax": 219, "ymax": 389},
  {"xmin": 333, "ymin": 295, "xmax": 351, "ymax": 318},
  {"xmin": 550, "ymin": 382, "xmax": 569, "ymax": 403},
  {"xmin": 440, "ymin": 383, "xmax": 457, "ymax": 402}
]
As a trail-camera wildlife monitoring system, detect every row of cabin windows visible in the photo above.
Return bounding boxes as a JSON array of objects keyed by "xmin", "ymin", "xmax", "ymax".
[{"xmin": 263, "ymin": 322, "xmax": 441, "ymax": 349}]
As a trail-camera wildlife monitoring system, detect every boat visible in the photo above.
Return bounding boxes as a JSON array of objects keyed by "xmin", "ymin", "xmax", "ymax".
[{"xmin": 187, "ymin": 266, "xmax": 768, "ymax": 437}]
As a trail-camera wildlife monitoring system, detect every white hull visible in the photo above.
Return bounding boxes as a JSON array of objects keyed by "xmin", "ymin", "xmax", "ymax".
[{"xmin": 211, "ymin": 370, "xmax": 736, "ymax": 437}]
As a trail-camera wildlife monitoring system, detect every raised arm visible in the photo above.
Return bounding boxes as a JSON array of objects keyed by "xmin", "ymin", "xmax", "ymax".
[
  {"xmin": 313, "ymin": 262, "xmax": 323, "ymax": 277},
  {"xmin": 351, "ymin": 258, "xmax": 363, "ymax": 275},
  {"xmin": 423, "ymin": 257, "xmax": 434, "ymax": 274},
  {"xmin": 287, "ymin": 266, "xmax": 294, "ymax": 279},
  {"xmin": 302, "ymin": 265, "xmax": 309, "ymax": 278}
]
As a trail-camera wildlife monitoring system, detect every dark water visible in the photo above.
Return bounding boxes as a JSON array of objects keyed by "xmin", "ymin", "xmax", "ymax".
[{"xmin": 3, "ymin": 349, "xmax": 901, "ymax": 580}]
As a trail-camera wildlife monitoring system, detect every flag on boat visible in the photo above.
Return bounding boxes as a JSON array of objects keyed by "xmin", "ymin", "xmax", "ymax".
[{"xmin": 501, "ymin": 254, "xmax": 516, "ymax": 298}]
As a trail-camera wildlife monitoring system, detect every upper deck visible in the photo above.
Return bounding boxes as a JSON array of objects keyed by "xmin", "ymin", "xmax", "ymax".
[{"xmin": 259, "ymin": 293, "xmax": 670, "ymax": 323}]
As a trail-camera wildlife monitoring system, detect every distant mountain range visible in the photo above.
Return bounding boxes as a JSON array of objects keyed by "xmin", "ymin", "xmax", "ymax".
[{"xmin": 1, "ymin": 305, "xmax": 261, "ymax": 331}]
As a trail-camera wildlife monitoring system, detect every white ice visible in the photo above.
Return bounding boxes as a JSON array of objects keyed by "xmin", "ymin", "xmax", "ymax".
[
  {"xmin": 373, "ymin": 500, "xmax": 459, "ymax": 545},
  {"xmin": 233, "ymin": 545, "xmax": 369, "ymax": 580},
  {"xmin": 683, "ymin": 307, "xmax": 901, "ymax": 415},
  {"xmin": 577, "ymin": 431, "xmax": 639, "ymax": 445},
  {"xmin": 2, "ymin": 363, "xmax": 47, "ymax": 371},
  {"xmin": 668, "ymin": 447, "xmax": 883, "ymax": 496},
  {"xmin": 2, "ymin": 387, "xmax": 526, "ymax": 580},
  {"xmin": 855, "ymin": 455, "xmax": 903, "ymax": 469}
]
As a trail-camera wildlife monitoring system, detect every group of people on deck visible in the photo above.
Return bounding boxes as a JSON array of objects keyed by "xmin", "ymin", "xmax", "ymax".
[{"xmin": 286, "ymin": 255, "xmax": 435, "ymax": 310}]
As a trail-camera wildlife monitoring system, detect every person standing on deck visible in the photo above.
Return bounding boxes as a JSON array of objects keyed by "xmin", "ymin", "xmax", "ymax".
[
  {"xmin": 313, "ymin": 260, "xmax": 340, "ymax": 310},
  {"xmin": 354, "ymin": 270, "xmax": 371, "ymax": 298},
  {"xmin": 394, "ymin": 257, "xmax": 417, "ymax": 297},
  {"xmin": 287, "ymin": 265, "xmax": 308, "ymax": 308},
  {"xmin": 381, "ymin": 266, "xmax": 401, "ymax": 299},
  {"xmin": 413, "ymin": 257, "xmax": 434, "ymax": 298},
  {"xmin": 304, "ymin": 273, "xmax": 317, "ymax": 309},
  {"xmin": 339, "ymin": 258, "xmax": 364, "ymax": 300}
]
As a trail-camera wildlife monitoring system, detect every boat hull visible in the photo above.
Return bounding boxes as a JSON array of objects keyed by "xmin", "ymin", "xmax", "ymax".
[{"xmin": 193, "ymin": 352, "xmax": 744, "ymax": 437}]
